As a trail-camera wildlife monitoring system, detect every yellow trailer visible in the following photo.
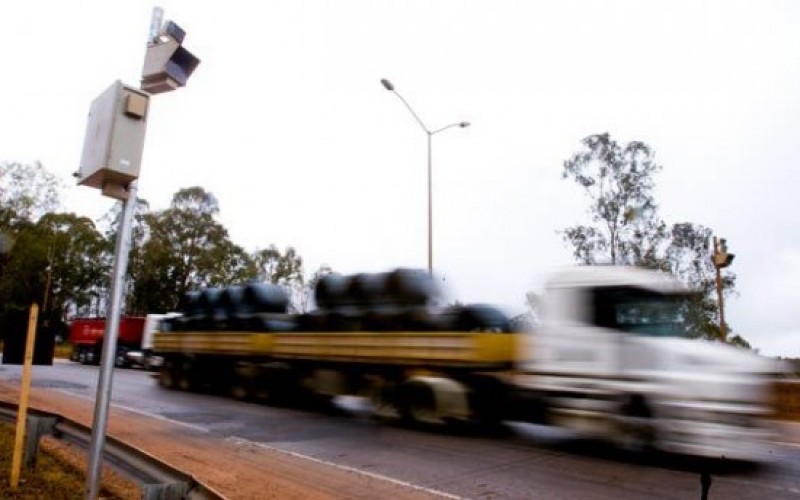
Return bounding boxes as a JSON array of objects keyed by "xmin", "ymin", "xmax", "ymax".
[{"xmin": 153, "ymin": 327, "xmax": 521, "ymax": 426}]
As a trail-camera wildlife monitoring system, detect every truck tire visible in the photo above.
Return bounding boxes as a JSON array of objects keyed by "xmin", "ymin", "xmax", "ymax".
[
  {"xmin": 466, "ymin": 376, "xmax": 508, "ymax": 427},
  {"xmin": 228, "ymin": 362, "xmax": 258, "ymax": 401},
  {"xmin": 398, "ymin": 381, "xmax": 440, "ymax": 426},
  {"xmin": 114, "ymin": 346, "xmax": 129, "ymax": 368},
  {"xmin": 91, "ymin": 343, "xmax": 103, "ymax": 365},
  {"xmin": 176, "ymin": 359, "xmax": 199, "ymax": 392},
  {"xmin": 159, "ymin": 358, "xmax": 179, "ymax": 390}
]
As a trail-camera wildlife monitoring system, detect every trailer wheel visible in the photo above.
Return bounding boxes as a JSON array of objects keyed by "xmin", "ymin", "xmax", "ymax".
[
  {"xmin": 398, "ymin": 381, "xmax": 440, "ymax": 426},
  {"xmin": 229, "ymin": 363, "xmax": 256, "ymax": 400},
  {"xmin": 176, "ymin": 359, "xmax": 199, "ymax": 392},
  {"xmin": 467, "ymin": 376, "xmax": 508, "ymax": 427},
  {"xmin": 159, "ymin": 358, "xmax": 178, "ymax": 389},
  {"xmin": 229, "ymin": 379, "xmax": 252, "ymax": 400}
]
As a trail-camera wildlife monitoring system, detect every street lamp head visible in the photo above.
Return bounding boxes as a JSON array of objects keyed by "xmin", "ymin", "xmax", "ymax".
[
  {"xmin": 380, "ymin": 79, "xmax": 395, "ymax": 91},
  {"xmin": 459, "ymin": 122, "xmax": 470, "ymax": 128}
]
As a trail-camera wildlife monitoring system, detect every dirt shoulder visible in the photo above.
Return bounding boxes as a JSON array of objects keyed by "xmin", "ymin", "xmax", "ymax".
[{"xmin": 0, "ymin": 380, "xmax": 442, "ymax": 499}]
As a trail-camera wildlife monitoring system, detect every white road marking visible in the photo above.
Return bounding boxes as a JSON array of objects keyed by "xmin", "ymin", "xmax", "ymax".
[
  {"xmin": 58, "ymin": 391, "xmax": 211, "ymax": 434},
  {"xmin": 59, "ymin": 389, "xmax": 459, "ymax": 497},
  {"xmin": 226, "ymin": 436, "xmax": 462, "ymax": 499}
]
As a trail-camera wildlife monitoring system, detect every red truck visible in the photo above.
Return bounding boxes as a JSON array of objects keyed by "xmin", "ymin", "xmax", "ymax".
[{"xmin": 68, "ymin": 316, "xmax": 146, "ymax": 367}]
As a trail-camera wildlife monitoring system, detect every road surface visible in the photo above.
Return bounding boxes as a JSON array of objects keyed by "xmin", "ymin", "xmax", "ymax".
[{"xmin": 0, "ymin": 360, "xmax": 798, "ymax": 499}]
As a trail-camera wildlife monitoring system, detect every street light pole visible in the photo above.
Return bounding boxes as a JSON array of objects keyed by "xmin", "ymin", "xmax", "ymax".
[
  {"xmin": 712, "ymin": 236, "xmax": 735, "ymax": 342},
  {"xmin": 427, "ymin": 132, "xmax": 433, "ymax": 274},
  {"xmin": 380, "ymin": 79, "xmax": 469, "ymax": 274}
]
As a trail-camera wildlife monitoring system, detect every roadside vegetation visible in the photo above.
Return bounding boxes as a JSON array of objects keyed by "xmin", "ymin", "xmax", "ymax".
[
  {"xmin": 0, "ymin": 423, "xmax": 137, "ymax": 499},
  {"xmin": 2, "ymin": 143, "xmax": 746, "ymax": 347},
  {"xmin": 0, "ymin": 161, "xmax": 330, "ymax": 344}
]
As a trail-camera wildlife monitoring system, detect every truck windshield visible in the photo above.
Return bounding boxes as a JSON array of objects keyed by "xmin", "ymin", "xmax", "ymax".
[{"xmin": 591, "ymin": 286, "xmax": 688, "ymax": 338}]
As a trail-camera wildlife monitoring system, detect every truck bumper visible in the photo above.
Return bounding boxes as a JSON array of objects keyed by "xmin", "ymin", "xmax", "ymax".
[{"xmin": 659, "ymin": 419, "xmax": 775, "ymax": 462}]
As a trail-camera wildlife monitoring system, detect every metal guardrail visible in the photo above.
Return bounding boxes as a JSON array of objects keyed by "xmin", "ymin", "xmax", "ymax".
[{"xmin": 0, "ymin": 401, "xmax": 225, "ymax": 500}]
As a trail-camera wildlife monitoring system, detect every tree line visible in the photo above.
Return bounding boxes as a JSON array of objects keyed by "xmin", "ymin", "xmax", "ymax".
[
  {"xmin": 557, "ymin": 133, "xmax": 748, "ymax": 346},
  {"xmin": 0, "ymin": 161, "xmax": 329, "ymax": 337},
  {"xmin": 2, "ymin": 133, "xmax": 746, "ymax": 347}
]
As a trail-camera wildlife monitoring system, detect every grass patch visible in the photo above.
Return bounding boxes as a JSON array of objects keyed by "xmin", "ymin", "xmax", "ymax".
[{"xmin": 0, "ymin": 423, "xmax": 138, "ymax": 499}]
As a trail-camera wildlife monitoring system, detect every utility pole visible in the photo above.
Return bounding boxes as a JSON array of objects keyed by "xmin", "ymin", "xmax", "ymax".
[{"xmin": 712, "ymin": 236, "xmax": 735, "ymax": 342}]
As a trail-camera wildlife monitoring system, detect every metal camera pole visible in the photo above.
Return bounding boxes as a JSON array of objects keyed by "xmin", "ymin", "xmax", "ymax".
[
  {"xmin": 85, "ymin": 9, "xmax": 162, "ymax": 499},
  {"xmin": 85, "ymin": 181, "xmax": 137, "ymax": 499}
]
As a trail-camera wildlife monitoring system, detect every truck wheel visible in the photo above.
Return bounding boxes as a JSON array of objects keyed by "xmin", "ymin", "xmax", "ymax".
[
  {"xmin": 114, "ymin": 347, "xmax": 128, "ymax": 368},
  {"xmin": 92, "ymin": 344, "xmax": 103, "ymax": 365},
  {"xmin": 176, "ymin": 359, "xmax": 199, "ymax": 392},
  {"xmin": 467, "ymin": 376, "xmax": 508, "ymax": 428},
  {"xmin": 159, "ymin": 359, "xmax": 178, "ymax": 389},
  {"xmin": 229, "ymin": 383, "xmax": 251, "ymax": 401},
  {"xmin": 398, "ymin": 381, "xmax": 440, "ymax": 426},
  {"xmin": 614, "ymin": 395, "xmax": 656, "ymax": 453},
  {"xmin": 228, "ymin": 362, "xmax": 259, "ymax": 400}
]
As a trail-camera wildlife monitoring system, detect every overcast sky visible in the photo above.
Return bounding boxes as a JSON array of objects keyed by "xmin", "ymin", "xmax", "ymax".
[{"xmin": 1, "ymin": 1, "xmax": 798, "ymax": 356}]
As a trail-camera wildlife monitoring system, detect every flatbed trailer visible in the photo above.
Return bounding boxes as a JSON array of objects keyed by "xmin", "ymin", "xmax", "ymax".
[
  {"xmin": 153, "ymin": 330, "xmax": 516, "ymax": 368},
  {"xmin": 153, "ymin": 326, "xmax": 519, "ymax": 426}
]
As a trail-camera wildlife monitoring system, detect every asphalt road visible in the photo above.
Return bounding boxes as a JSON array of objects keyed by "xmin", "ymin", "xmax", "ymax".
[{"xmin": 2, "ymin": 360, "xmax": 799, "ymax": 499}]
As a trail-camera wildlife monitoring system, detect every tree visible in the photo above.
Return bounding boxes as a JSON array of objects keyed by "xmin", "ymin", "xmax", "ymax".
[
  {"xmin": 0, "ymin": 161, "xmax": 61, "ymax": 230},
  {"xmin": 252, "ymin": 245, "xmax": 303, "ymax": 286},
  {"xmin": 39, "ymin": 213, "xmax": 111, "ymax": 318},
  {"xmin": 100, "ymin": 198, "xmax": 152, "ymax": 315},
  {"xmin": 0, "ymin": 212, "xmax": 109, "ymax": 320},
  {"xmin": 132, "ymin": 187, "xmax": 258, "ymax": 312},
  {"xmin": 511, "ymin": 291, "xmax": 540, "ymax": 331},
  {"xmin": 560, "ymin": 133, "xmax": 741, "ymax": 342},
  {"xmin": 663, "ymin": 222, "xmax": 739, "ymax": 340},
  {"xmin": 561, "ymin": 133, "xmax": 665, "ymax": 266}
]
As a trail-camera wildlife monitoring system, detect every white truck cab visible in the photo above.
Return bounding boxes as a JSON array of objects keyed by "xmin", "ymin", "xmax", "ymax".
[
  {"xmin": 126, "ymin": 312, "xmax": 181, "ymax": 369},
  {"xmin": 516, "ymin": 266, "xmax": 776, "ymax": 460}
]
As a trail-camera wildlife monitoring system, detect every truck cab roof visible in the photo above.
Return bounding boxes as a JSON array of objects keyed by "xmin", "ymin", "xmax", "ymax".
[{"xmin": 546, "ymin": 266, "xmax": 687, "ymax": 295}]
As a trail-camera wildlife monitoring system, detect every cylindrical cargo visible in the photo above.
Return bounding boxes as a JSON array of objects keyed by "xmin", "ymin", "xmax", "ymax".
[
  {"xmin": 452, "ymin": 304, "xmax": 511, "ymax": 333},
  {"xmin": 219, "ymin": 286, "xmax": 245, "ymax": 314},
  {"xmin": 314, "ymin": 274, "xmax": 350, "ymax": 309},
  {"xmin": 242, "ymin": 282, "xmax": 289, "ymax": 314},
  {"xmin": 385, "ymin": 268, "xmax": 439, "ymax": 306},
  {"xmin": 346, "ymin": 273, "xmax": 390, "ymax": 306}
]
